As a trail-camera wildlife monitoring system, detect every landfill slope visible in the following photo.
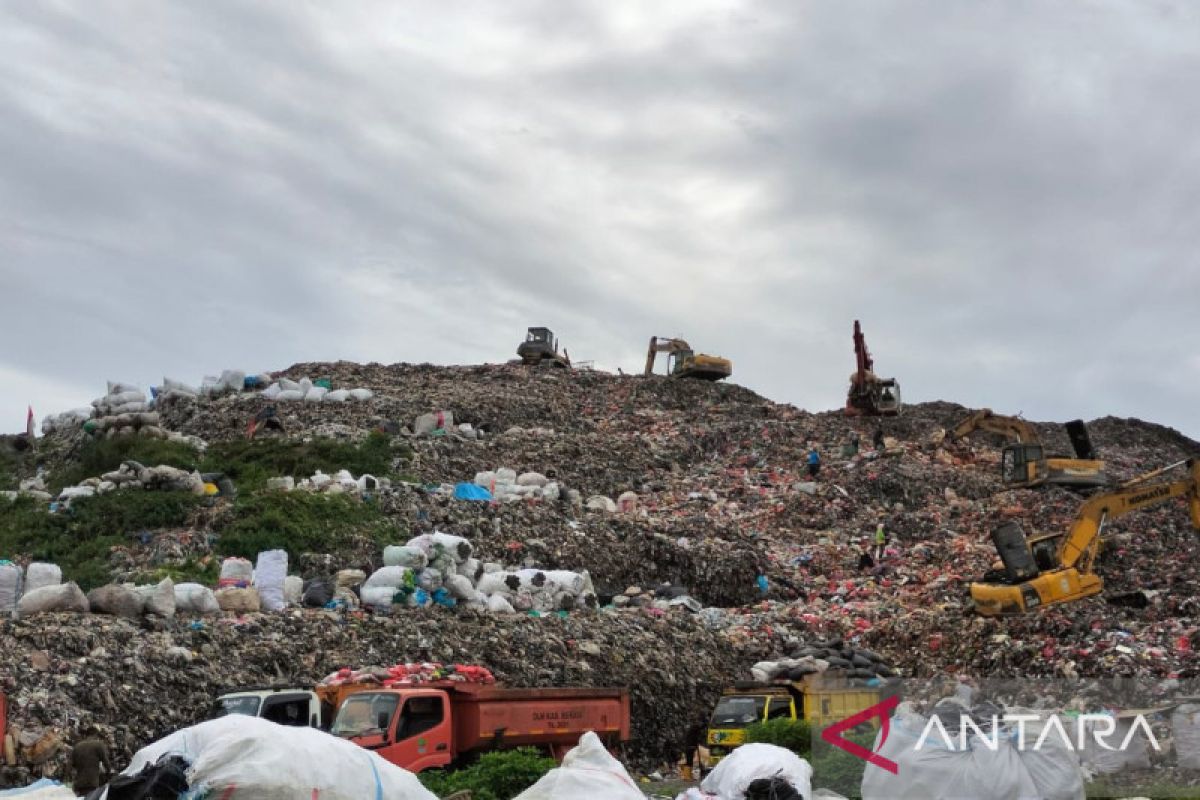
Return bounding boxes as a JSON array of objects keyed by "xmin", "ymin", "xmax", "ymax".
[{"xmin": 3, "ymin": 361, "xmax": 1200, "ymax": 786}]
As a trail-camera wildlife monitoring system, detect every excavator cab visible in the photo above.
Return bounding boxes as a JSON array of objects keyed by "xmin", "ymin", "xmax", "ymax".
[
  {"xmin": 1002, "ymin": 444, "xmax": 1044, "ymax": 486},
  {"xmin": 876, "ymin": 379, "xmax": 902, "ymax": 415},
  {"xmin": 667, "ymin": 349, "xmax": 695, "ymax": 376}
]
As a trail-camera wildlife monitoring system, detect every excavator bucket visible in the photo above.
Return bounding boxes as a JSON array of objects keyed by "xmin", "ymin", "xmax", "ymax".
[{"xmin": 1065, "ymin": 420, "xmax": 1097, "ymax": 461}]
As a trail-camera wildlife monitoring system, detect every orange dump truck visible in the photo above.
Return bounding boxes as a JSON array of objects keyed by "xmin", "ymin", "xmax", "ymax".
[{"xmin": 317, "ymin": 681, "xmax": 631, "ymax": 773}]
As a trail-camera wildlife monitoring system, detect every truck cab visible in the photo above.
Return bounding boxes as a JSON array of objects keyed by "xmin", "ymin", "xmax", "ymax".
[
  {"xmin": 332, "ymin": 688, "xmax": 453, "ymax": 774},
  {"xmin": 212, "ymin": 687, "xmax": 321, "ymax": 728},
  {"xmin": 706, "ymin": 676, "xmax": 887, "ymax": 767}
]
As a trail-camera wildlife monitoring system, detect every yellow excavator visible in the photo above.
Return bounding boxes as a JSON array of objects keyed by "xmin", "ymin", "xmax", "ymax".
[
  {"xmin": 644, "ymin": 336, "xmax": 732, "ymax": 381},
  {"xmin": 970, "ymin": 459, "xmax": 1200, "ymax": 615},
  {"xmin": 950, "ymin": 408, "xmax": 1107, "ymax": 489}
]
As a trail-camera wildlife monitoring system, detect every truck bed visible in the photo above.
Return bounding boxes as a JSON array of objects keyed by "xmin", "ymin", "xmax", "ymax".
[{"xmin": 449, "ymin": 684, "xmax": 631, "ymax": 752}]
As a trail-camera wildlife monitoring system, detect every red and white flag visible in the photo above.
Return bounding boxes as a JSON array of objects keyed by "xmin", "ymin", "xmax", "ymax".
[{"xmin": 26, "ymin": 406, "xmax": 35, "ymax": 439}]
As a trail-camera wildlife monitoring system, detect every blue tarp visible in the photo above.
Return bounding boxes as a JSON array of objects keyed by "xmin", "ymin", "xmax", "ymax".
[{"xmin": 454, "ymin": 483, "xmax": 493, "ymax": 502}]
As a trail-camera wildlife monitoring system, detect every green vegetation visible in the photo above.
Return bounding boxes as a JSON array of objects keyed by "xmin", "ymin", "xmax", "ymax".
[
  {"xmin": 745, "ymin": 718, "xmax": 813, "ymax": 756},
  {"xmin": 418, "ymin": 748, "xmax": 557, "ymax": 800},
  {"xmin": 49, "ymin": 437, "xmax": 200, "ymax": 492},
  {"xmin": 0, "ymin": 492, "xmax": 202, "ymax": 590},
  {"xmin": 1086, "ymin": 779, "xmax": 1200, "ymax": 799},
  {"xmin": 131, "ymin": 556, "xmax": 221, "ymax": 587},
  {"xmin": 214, "ymin": 491, "xmax": 399, "ymax": 562},
  {"xmin": 200, "ymin": 432, "xmax": 408, "ymax": 492},
  {"xmin": 0, "ymin": 446, "xmax": 22, "ymax": 491}
]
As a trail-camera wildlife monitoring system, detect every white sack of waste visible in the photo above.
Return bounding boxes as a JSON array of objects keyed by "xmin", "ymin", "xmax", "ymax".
[
  {"xmin": 120, "ymin": 716, "xmax": 437, "ymax": 800},
  {"xmin": 325, "ymin": 389, "xmax": 349, "ymax": 402},
  {"xmin": 276, "ymin": 390, "xmax": 304, "ymax": 402},
  {"xmin": 486, "ymin": 594, "xmax": 516, "ymax": 613},
  {"xmin": 0, "ymin": 563, "xmax": 23, "ymax": 615},
  {"xmin": 304, "ymin": 386, "xmax": 328, "ymax": 402},
  {"xmin": 514, "ymin": 731, "xmax": 644, "ymax": 800},
  {"xmin": 17, "ymin": 583, "xmax": 89, "ymax": 619},
  {"xmin": 136, "ymin": 578, "xmax": 176, "ymax": 617},
  {"xmin": 24, "ymin": 563, "xmax": 62, "ymax": 593},
  {"xmin": 364, "ymin": 566, "xmax": 412, "ymax": 591},
  {"xmin": 545, "ymin": 570, "xmax": 585, "ymax": 595},
  {"xmin": 283, "ymin": 576, "xmax": 304, "ymax": 606},
  {"xmin": 384, "ymin": 545, "xmax": 428, "ymax": 569},
  {"xmin": 348, "ymin": 388, "xmax": 374, "ymax": 401},
  {"xmin": 174, "ymin": 583, "xmax": 220, "ymax": 615},
  {"xmin": 701, "ymin": 743, "xmax": 813, "ymax": 800},
  {"xmin": 361, "ymin": 586, "xmax": 397, "ymax": 608},
  {"xmin": 860, "ymin": 709, "xmax": 1084, "ymax": 800},
  {"xmin": 254, "ymin": 549, "xmax": 288, "ymax": 611}
]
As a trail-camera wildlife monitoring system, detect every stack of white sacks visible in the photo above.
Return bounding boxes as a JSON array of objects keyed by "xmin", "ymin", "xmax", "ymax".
[
  {"xmin": 473, "ymin": 468, "xmax": 563, "ymax": 503},
  {"xmin": 87, "ymin": 382, "xmax": 164, "ymax": 439},
  {"xmin": 363, "ymin": 532, "xmax": 596, "ymax": 614},
  {"xmin": 266, "ymin": 470, "xmax": 387, "ymax": 495},
  {"xmin": 259, "ymin": 376, "xmax": 374, "ymax": 403},
  {"xmin": 0, "ymin": 561, "xmax": 182, "ymax": 620},
  {"xmin": 56, "ymin": 462, "xmax": 209, "ymax": 503}
]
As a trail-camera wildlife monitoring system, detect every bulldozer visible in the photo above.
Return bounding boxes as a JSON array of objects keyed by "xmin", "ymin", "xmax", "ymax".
[
  {"xmin": 644, "ymin": 337, "xmax": 732, "ymax": 381},
  {"xmin": 516, "ymin": 327, "xmax": 570, "ymax": 369},
  {"xmin": 949, "ymin": 409, "xmax": 1107, "ymax": 489},
  {"xmin": 970, "ymin": 459, "xmax": 1200, "ymax": 615},
  {"xmin": 845, "ymin": 320, "xmax": 900, "ymax": 417}
]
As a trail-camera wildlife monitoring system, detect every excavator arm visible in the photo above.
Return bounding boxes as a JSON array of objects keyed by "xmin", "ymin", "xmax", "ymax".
[
  {"xmin": 1061, "ymin": 459, "xmax": 1200, "ymax": 571},
  {"xmin": 645, "ymin": 336, "xmax": 689, "ymax": 376},
  {"xmin": 950, "ymin": 409, "xmax": 1040, "ymax": 444},
  {"xmin": 971, "ymin": 459, "xmax": 1200, "ymax": 615}
]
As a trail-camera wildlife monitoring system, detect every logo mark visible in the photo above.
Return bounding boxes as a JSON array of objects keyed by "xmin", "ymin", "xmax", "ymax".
[{"xmin": 820, "ymin": 695, "xmax": 900, "ymax": 774}]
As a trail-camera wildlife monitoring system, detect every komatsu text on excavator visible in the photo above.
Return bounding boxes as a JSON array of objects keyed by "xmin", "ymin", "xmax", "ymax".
[
  {"xmin": 950, "ymin": 409, "xmax": 1107, "ymax": 489},
  {"xmin": 644, "ymin": 337, "xmax": 732, "ymax": 381},
  {"xmin": 970, "ymin": 459, "xmax": 1200, "ymax": 615}
]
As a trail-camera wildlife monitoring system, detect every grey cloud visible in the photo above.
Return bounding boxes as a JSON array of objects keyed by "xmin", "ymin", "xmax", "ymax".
[{"xmin": 1, "ymin": 0, "xmax": 1197, "ymax": 438}]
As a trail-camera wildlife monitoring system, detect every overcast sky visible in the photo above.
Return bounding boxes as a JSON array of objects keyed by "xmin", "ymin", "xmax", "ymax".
[{"xmin": 2, "ymin": 1, "xmax": 1197, "ymax": 438}]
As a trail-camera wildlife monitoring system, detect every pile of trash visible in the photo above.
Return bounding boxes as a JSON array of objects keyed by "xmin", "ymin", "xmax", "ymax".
[
  {"xmin": 0, "ymin": 607, "xmax": 740, "ymax": 785},
  {"xmin": 318, "ymin": 662, "xmax": 496, "ymax": 687}
]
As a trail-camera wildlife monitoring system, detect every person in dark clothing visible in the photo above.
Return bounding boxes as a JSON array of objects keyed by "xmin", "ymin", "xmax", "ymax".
[
  {"xmin": 68, "ymin": 728, "xmax": 112, "ymax": 796},
  {"xmin": 857, "ymin": 546, "xmax": 875, "ymax": 572},
  {"xmin": 873, "ymin": 427, "xmax": 885, "ymax": 451},
  {"xmin": 806, "ymin": 448, "xmax": 821, "ymax": 478},
  {"xmin": 683, "ymin": 718, "xmax": 706, "ymax": 776}
]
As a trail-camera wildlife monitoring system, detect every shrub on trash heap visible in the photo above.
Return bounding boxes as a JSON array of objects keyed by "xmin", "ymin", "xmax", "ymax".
[
  {"xmin": 807, "ymin": 728, "xmax": 876, "ymax": 799},
  {"xmin": 49, "ymin": 436, "xmax": 201, "ymax": 492},
  {"xmin": 745, "ymin": 718, "xmax": 813, "ymax": 758},
  {"xmin": 215, "ymin": 491, "xmax": 399, "ymax": 561},
  {"xmin": 200, "ymin": 432, "xmax": 405, "ymax": 492},
  {"xmin": 417, "ymin": 747, "xmax": 557, "ymax": 800},
  {"xmin": 0, "ymin": 491, "xmax": 202, "ymax": 590}
]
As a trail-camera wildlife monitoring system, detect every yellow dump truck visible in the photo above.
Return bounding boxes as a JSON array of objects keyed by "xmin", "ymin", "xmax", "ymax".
[{"xmin": 705, "ymin": 674, "xmax": 886, "ymax": 766}]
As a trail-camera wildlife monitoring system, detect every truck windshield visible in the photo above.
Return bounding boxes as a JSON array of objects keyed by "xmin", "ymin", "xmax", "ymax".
[
  {"xmin": 710, "ymin": 696, "xmax": 766, "ymax": 727},
  {"xmin": 332, "ymin": 694, "xmax": 398, "ymax": 737},
  {"xmin": 212, "ymin": 696, "xmax": 260, "ymax": 718}
]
